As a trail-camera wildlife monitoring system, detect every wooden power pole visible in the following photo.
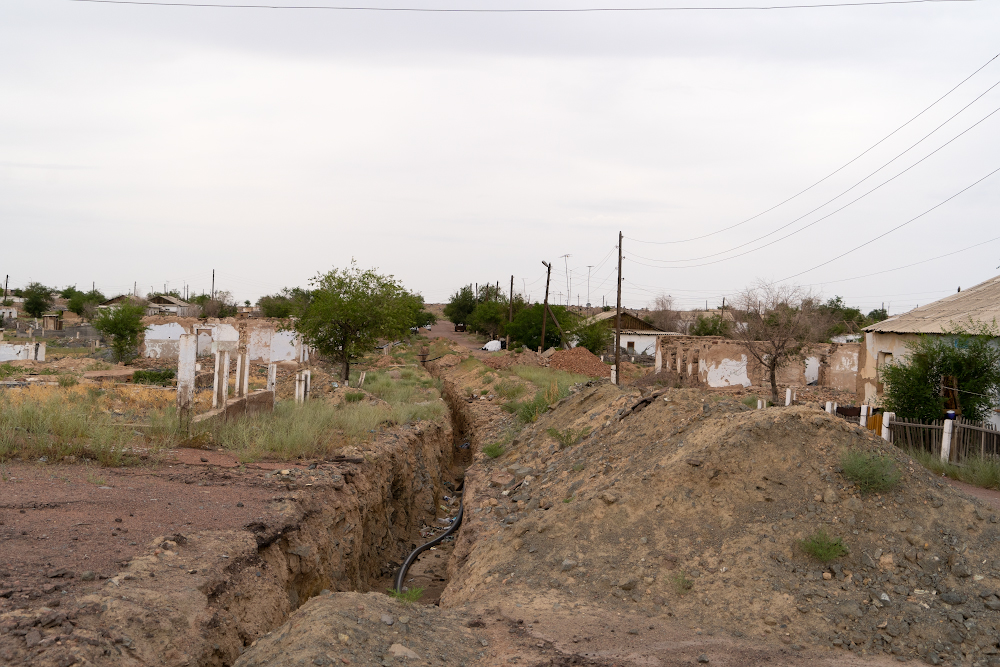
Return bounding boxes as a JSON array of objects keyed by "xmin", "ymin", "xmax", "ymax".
[
  {"xmin": 507, "ymin": 275, "xmax": 514, "ymax": 351},
  {"xmin": 540, "ymin": 261, "xmax": 552, "ymax": 353},
  {"xmin": 615, "ymin": 232, "xmax": 623, "ymax": 386}
]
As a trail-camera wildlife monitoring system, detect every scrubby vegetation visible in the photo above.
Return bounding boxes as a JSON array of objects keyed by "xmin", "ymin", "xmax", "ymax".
[
  {"xmin": 799, "ymin": 529, "xmax": 848, "ymax": 562},
  {"xmin": 840, "ymin": 450, "xmax": 901, "ymax": 493}
]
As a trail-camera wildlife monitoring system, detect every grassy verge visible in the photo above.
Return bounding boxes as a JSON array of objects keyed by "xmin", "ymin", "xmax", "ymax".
[
  {"xmin": 905, "ymin": 447, "xmax": 1000, "ymax": 490},
  {"xmin": 501, "ymin": 366, "xmax": 589, "ymax": 425}
]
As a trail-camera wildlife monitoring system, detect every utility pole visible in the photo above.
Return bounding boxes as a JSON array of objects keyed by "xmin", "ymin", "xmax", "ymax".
[
  {"xmin": 211, "ymin": 270, "xmax": 215, "ymax": 300},
  {"xmin": 615, "ymin": 232, "xmax": 623, "ymax": 386},
  {"xmin": 507, "ymin": 275, "xmax": 514, "ymax": 351},
  {"xmin": 586, "ymin": 266, "xmax": 592, "ymax": 309},
  {"xmin": 560, "ymin": 254, "xmax": 571, "ymax": 307},
  {"xmin": 3, "ymin": 275, "xmax": 7, "ymax": 301},
  {"xmin": 540, "ymin": 262, "xmax": 552, "ymax": 353}
]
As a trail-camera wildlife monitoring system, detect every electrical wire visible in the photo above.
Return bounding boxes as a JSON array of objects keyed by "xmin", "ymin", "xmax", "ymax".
[
  {"xmin": 66, "ymin": 0, "xmax": 984, "ymax": 11},
  {"xmin": 624, "ymin": 101, "xmax": 1000, "ymax": 269},
  {"xmin": 625, "ymin": 50, "xmax": 1000, "ymax": 246},
  {"xmin": 800, "ymin": 234, "xmax": 1000, "ymax": 287},
  {"xmin": 777, "ymin": 164, "xmax": 1000, "ymax": 282}
]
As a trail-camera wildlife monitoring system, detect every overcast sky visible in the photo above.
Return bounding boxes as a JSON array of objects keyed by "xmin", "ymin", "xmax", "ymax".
[{"xmin": 2, "ymin": 0, "xmax": 998, "ymax": 313}]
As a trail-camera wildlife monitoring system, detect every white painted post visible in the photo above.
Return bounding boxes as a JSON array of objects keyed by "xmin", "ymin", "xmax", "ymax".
[
  {"xmin": 304, "ymin": 369, "xmax": 311, "ymax": 400},
  {"xmin": 240, "ymin": 352, "xmax": 250, "ymax": 398},
  {"xmin": 825, "ymin": 401, "xmax": 833, "ymax": 414},
  {"xmin": 757, "ymin": 399, "xmax": 764, "ymax": 410},
  {"xmin": 610, "ymin": 365, "xmax": 617, "ymax": 384},
  {"xmin": 294, "ymin": 371, "xmax": 303, "ymax": 404},
  {"xmin": 941, "ymin": 418, "xmax": 954, "ymax": 463},
  {"xmin": 833, "ymin": 402, "xmax": 838, "ymax": 414},
  {"xmin": 859, "ymin": 405, "xmax": 869, "ymax": 428},
  {"xmin": 785, "ymin": 388, "xmax": 792, "ymax": 406},
  {"xmin": 212, "ymin": 350, "xmax": 230, "ymax": 409},
  {"xmin": 267, "ymin": 363, "xmax": 277, "ymax": 393},
  {"xmin": 881, "ymin": 412, "xmax": 894, "ymax": 442},
  {"xmin": 234, "ymin": 354, "xmax": 244, "ymax": 398},
  {"xmin": 655, "ymin": 344, "xmax": 663, "ymax": 374},
  {"xmin": 177, "ymin": 334, "xmax": 196, "ymax": 434}
]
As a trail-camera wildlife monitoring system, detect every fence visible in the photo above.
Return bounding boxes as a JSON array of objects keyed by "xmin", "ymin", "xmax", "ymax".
[{"xmin": 888, "ymin": 415, "xmax": 1000, "ymax": 463}]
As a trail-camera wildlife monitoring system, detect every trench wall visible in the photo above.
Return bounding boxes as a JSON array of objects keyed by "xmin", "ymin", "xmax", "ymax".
[{"xmin": 60, "ymin": 419, "xmax": 458, "ymax": 667}]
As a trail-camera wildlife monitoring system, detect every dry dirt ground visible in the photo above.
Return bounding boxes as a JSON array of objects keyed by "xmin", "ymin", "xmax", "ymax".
[{"xmin": 3, "ymin": 343, "xmax": 1000, "ymax": 667}]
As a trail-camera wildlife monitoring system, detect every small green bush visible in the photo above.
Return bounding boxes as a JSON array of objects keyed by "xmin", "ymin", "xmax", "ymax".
[
  {"xmin": 671, "ymin": 572, "xmax": 694, "ymax": 595},
  {"xmin": 495, "ymin": 380, "xmax": 525, "ymax": 400},
  {"xmin": 799, "ymin": 529, "xmax": 848, "ymax": 562},
  {"xmin": 57, "ymin": 375, "xmax": 79, "ymax": 388},
  {"xmin": 482, "ymin": 442, "xmax": 504, "ymax": 458},
  {"xmin": 388, "ymin": 586, "xmax": 424, "ymax": 603},
  {"xmin": 344, "ymin": 391, "xmax": 366, "ymax": 403},
  {"xmin": 132, "ymin": 369, "xmax": 176, "ymax": 386},
  {"xmin": 546, "ymin": 426, "xmax": 591, "ymax": 449},
  {"xmin": 841, "ymin": 450, "xmax": 901, "ymax": 493}
]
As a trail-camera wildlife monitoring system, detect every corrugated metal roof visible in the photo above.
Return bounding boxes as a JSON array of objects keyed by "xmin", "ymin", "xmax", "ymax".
[{"xmin": 865, "ymin": 274, "xmax": 1000, "ymax": 334}]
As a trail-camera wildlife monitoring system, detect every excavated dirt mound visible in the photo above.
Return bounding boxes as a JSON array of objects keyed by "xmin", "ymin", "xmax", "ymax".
[
  {"xmin": 549, "ymin": 347, "xmax": 611, "ymax": 378},
  {"xmin": 233, "ymin": 591, "xmax": 487, "ymax": 667},
  {"xmin": 446, "ymin": 386, "xmax": 1000, "ymax": 666},
  {"xmin": 479, "ymin": 349, "xmax": 548, "ymax": 371}
]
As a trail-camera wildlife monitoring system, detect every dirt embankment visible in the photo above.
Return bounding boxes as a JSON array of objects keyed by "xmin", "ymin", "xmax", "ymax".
[
  {"xmin": 445, "ymin": 381, "xmax": 1000, "ymax": 666},
  {"xmin": 0, "ymin": 420, "xmax": 459, "ymax": 667}
]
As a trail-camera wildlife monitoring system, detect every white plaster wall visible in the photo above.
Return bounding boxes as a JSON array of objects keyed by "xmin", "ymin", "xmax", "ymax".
[
  {"xmin": 0, "ymin": 342, "xmax": 45, "ymax": 362},
  {"xmin": 619, "ymin": 334, "xmax": 658, "ymax": 356},
  {"xmin": 269, "ymin": 331, "xmax": 299, "ymax": 362},
  {"xmin": 805, "ymin": 356, "xmax": 820, "ymax": 385},
  {"xmin": 700, "ymin": 355, "xmax": 751, "ymax": 387}
]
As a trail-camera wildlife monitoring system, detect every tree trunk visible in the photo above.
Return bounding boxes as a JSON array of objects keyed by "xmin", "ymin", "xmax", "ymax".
[
  {"xmin": 342, "ymin": 356, "xmax": 350, "ymax": 383},
  {"xmin": 769, "ymin": 361, "xmax": 779, "ymax": 406}
]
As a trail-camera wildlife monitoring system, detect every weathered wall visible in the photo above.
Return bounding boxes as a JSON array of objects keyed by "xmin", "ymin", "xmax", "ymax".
[
  {"xmin": 858, "ymin": 331, "xmax": 921, "ymax": 404},
  {"xmin": 657, "ymin": 336, "xmax": 859, "ymax": 391},
  {"xmin": 0, "ymin": 341, "xmax": 45, "ymax": 362},
  {"xmin": 140, "ymin": 317, "xmax": 307, "ymax": 363}
]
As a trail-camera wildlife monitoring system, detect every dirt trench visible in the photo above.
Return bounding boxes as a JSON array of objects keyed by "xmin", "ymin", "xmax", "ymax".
[{"xmin": 0, "ymin": 413, "xmax": 468, "ymax": 667}]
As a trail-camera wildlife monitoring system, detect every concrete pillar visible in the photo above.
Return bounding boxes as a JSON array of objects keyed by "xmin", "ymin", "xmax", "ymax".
[
  {"xmin": 610, "ymin": 365, "xmax": 617, "ymax": 385},
  {"xmin": 177, "ymin": 334, "xmax": 196, "ymax": 434},
  {"xmin": 859, "ymin": 405, "xmax": 869, "ymax": 428},
  {"xmin": 234, "ymin": 323, "xmax": 250, "ymax": 399},
  {"xmin": 881, "ymin": 412, "xmax": 895, "ymax": 442},
  {"xmin": 267, "ymin": 362, "xmax": 277, "ymax": 393},
  {"xmin": 295, "ymin": 370, "xmax": 307, "ymax": 404},
  {"xmin": 941, "ymin": 418, "xmax": 954, "ymax": 463},
  {"xmin": 654, "ymin": 344, "xmax": 662, "ymax": 374},
  {"xmin": 825, "ymin": 401, "xmax": 833, "ymax": 414},
  {"xmin": 304, "ymin": 369, "xmax": 311, "ymax": 400},
  {"xmin": 785, "ymin": 388, "xmax": 792, "ymax": 406},
  {"xmin": 757, "ymin": 399, "xmax": 764, "ymax": 410},
  {"xmin": 213, "ymin": 350, "xmax": 230, "ymax": 409}
]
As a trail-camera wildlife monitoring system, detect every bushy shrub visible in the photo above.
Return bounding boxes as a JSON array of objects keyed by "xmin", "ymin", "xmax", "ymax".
[
  {"xmin": 799, "ymin": 529, "xmax": 848, "ymax": 562},
  {"xmin": 841, "ymin": 450, "xmax": 900, "ymax": 493}
]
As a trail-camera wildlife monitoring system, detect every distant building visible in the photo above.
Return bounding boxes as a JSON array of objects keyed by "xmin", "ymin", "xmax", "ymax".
[
  {"xmin": 577, "ymin": 310, "xmax": 677, "ymax": 356},
  {"xmin": 859, "ymin": 274, "xmax": 1000, "ymax": 427},
  {"xmin": 99, "ymin": 294, "xmax": 199, "ymax": 317},
  {"xmin": 0, "ymin": 306, "xmax": 17, "ymax": 322}
]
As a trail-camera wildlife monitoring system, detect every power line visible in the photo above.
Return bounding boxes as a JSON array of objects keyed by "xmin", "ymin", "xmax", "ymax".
[
  {"xmin": 777, "ymin": 164, "xmax": 1000, "ymax": 282},
  {"xmin": 66, "ymin": 0, "xmax": 984, "ymax": 11},
  {"xmin": 625, "ymin": 50, "xmax": 1000, "ymax": 246},
  {"xmin": 625, "ymin": 101, "xmax": 1000, "ymax": 269},
  {"xmin": 799, "ymin": 234, "xmax": 1000, "ymax": 287}
]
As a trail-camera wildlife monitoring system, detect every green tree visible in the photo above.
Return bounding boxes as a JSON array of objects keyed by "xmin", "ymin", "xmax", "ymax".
[
  {"xmin": 295, "ymin": 263, "xmax": 415, "ymax": 381},
  {"xmin": 690, "ymin": 313, "xmax": 731, "ymax": 337},
  {"xmin": 572, "ymin": 320, "xmax": 614, "ymax": 355},
  {"xmin": 67, "ymin": 289, "xmax": 106, "ymax": 317},
  {"xmin": 22, "ymin": 282, "xmax": 54, "ymax": 318},
  {"xmin": 92, "ymin": 300, "xmax": 149, "ymax": 363},
  {"xmin": 258, "ymin": 287, "xmax": 312, "ymax": 319},
  {"xmin": 468, "ymin": 301, "xmax": 507, "ymax": 340},
  {"xmin": 881, "ymin": 329, "xmax": 1000, "ymax": 422},
  {"xmin": 60, "ymin": 285, "xmax": 82, "ymax": 299},
  {"xmin": 867, "ymin": 307, "xmax": 888, "ymax": 323},
  {"xmin": 443, "ymin": 285, "xmax": 476, "ymax": 326},
  {"xmin": 507, "ymin": 304, "xmax": 574, "ymax": 352}
]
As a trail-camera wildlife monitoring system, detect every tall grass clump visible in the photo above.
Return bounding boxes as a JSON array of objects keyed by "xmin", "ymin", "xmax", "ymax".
[
  {"xmin": 799, "ymin": 529, "xmax": 849, "ymax": 562},
  {"xmin": 841, "ymin": 450, "xmax": 901, "ymax": 493},
  {"xmin": 494, "ymin": 379, "xmax": 526, "ymax": 400},
  {"xmin": 905, "ymin": 447, "xmax": 1000, "ymax": 490},
  {"xmin": 0, "ymin": 387, "xmax": 140, "ymax": 466}
]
